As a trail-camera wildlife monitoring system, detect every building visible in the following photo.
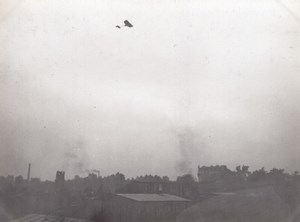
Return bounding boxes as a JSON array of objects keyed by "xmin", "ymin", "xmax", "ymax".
[
  {"xmin": 119, "ymin": 180, "xmax": 200, "ymax": 200},
  {"xmin": 13, "ymin": 214, "xmax": 92, "ymax": 222},
  {"xmin": 120, "ymin": 181, "xmax": 181, "ymax": 194},
  {"xmin": 197, "ymin": 165, "xmax": 233, "ymax": 183},
  {"xmin": 106, "ymin": 193, "xmax": 191, "ymax": 222},
  {"xmin": 55, "ymin": 171, "xmax": 65, "ymax": 190}
]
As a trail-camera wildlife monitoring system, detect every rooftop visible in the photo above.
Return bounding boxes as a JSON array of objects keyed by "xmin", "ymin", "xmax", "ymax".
[
  {"xmin": 13, "ymin": 214, "xmax": 91, "ymax": 222},
  {"xmin": 116, "ymin": 193, "xmax": 191, "ymax": 202}
]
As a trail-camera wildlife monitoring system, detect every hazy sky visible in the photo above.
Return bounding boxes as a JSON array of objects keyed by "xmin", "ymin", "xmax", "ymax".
[{"xmin": 0, "ymin": 0, "xmax": 299, "ymax": 180}]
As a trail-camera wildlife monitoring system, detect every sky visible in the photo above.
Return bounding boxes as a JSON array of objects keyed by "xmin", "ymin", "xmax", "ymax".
[{"xmin": 0, "ymin": 0, "xmax": 299, "ymax": 180}]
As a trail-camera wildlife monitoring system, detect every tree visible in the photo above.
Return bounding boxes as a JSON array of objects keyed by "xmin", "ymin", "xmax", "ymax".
[
  {"xmin": 176, "ymin": 174, "xmax": 196, "ymax": 183},
  {"xmin": 162, "ymin": 176, "xmax": 170, "ymax": 182},
  {"xmin": 268, "ymin": 168, "xmax": 286, "ymax": 184},
  {"xmin": 248, "ymin": 167, "xmax": 267, "ymax": 182}
]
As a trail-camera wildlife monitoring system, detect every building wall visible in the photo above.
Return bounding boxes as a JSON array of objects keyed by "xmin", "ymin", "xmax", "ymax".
[
  {"xmin": 120, "ymin": 181, "xmax": 196, "ymax": 200},
  {"xmin": 197, "ymin": 165, "xmax": 231, "ymax": 183},
  {"xmin": 108, "ymin": 195, "xmax": 190, "ymax": 222}
]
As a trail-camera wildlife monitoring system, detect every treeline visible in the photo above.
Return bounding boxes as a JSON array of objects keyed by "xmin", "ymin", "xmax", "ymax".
[{"xmin": 1, "ymin": 165, "xmax": 300, "ymax": 198}]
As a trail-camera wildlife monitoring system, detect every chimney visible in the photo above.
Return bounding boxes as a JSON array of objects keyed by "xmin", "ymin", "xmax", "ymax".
[{"xmin": 27, "ymin": 163, "xmax": 31, "ymax": 181}]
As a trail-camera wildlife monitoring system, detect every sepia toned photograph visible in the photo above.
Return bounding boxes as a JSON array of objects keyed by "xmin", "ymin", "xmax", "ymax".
[{"xmin": 0, "ymin": 0, "xmax": 300, "ymax": 221}]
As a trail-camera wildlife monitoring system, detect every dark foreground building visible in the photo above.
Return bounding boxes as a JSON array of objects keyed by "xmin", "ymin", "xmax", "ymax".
[{"xmin": 107, "ymin": 193, "xmax": 191, "ymax": 222}]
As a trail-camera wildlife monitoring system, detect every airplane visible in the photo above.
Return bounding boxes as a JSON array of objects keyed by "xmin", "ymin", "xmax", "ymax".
[{"xmin": 116, "ymin": 20, "xmax": 133, "ymax": 29}]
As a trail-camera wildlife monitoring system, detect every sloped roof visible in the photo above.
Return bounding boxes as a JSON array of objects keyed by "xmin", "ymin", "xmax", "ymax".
[
  {"xmin": 13, "ymin": 214, "xmax": 91, "ymax": 222},
  {"xmin": 116, "ymin": 193, "xmax": 190, "ymax": 202}
]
